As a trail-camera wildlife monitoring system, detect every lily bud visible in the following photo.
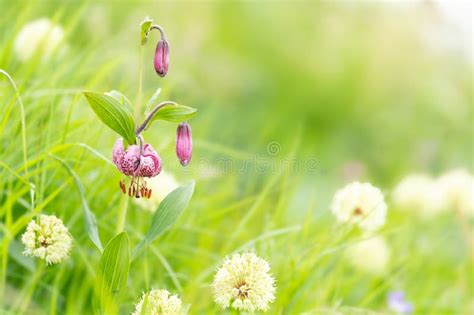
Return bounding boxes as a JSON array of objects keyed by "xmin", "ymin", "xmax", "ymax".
[
  {"xmin": 176, "ymin": 122, "xmax": 192, "ymax": 166},
  {"xmin": 154, "ymin": 39, "xmax": 169, "ymax": 77}
]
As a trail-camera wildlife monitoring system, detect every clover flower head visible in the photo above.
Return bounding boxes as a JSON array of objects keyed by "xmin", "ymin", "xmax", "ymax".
[
  {"xmin": 132, "ymin": 289, "xmax": 182, "ymax": 315},
  {"xmin": 437, "ymin": 168, "xmax": 474, "ymax": 217},
  {"xmin": 134, "ymin": 171, "xmax": 180, "ymax": 212},
  {"xmin": 345, "ymin": 236, "xmax": 390, "ymax": 275},
  {"xmin": 21, "ymin": 214, "xmax": 72, "ymax": 265},
  {"xmin": 392, "ymin": 174, "xmax": 444, "ymax": 218},
  {"xmin": 212, "ymin": 252, "xmax": 276, "ymax": 312},
  {"xmin": 331, "ymin": 182, "xmax": 387, "ymax": 232},
  {"xmin": 113, "ymin": 138, "xmax": 162, "ymax": 198},
  {"xmin": 14, "ymin": 18, "xmax": 64, "ymax": 61}
]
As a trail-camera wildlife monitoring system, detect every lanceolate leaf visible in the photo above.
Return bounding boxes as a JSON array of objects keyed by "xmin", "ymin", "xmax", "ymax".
[
  {"xmin": 133, "ymin": 181, "xmax": 195, "ymax": 258},
  {"xmin": 98, "ymin": 232, "xmax": 130, "ymax": 313},
  {"xmin": 150, "ymin": 104, "xmax": 197, "ymax": 124},
  {"xmin": 83, "ymin": 92, "xmax": 136, "ymax": 145},
  {"xmin": 106, "ymin": 90, "xmax": 134, "ymax": 114}
]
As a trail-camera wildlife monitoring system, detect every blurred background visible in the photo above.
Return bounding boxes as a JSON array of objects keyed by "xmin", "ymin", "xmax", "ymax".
[{"xmin": 0, "ymin": 0, "xmax": 472, "ymax": 314}]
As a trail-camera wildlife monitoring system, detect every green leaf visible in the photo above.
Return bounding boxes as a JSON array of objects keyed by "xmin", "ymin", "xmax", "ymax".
[
  {"xmin": 150, "ymin": 104, "xmax": 197, "ymax": 124},
  {"xmin": 140, "ymin": 16, "xmax": 153, "ymax": 45},
  {"xmin": 83, "ymin": 92, "xmax": 136, "ymax": 145},
  {"xmin": 9, "ymin": 239, "xmax": 35, "ymax": 271},
  {"xmin": 106, "ymin": 90, "xmax": 134, "ymax": 114},
  {"xmin": 133, "ymin": 181, "xmax": 195, "ymax": 258},
  {"xmin": 49, "ymin": 154, "xmax": 103, "ymax": 252},
  {"xmin": 97, "ymin": 232, "xmax": 130, "ymax": 313}
]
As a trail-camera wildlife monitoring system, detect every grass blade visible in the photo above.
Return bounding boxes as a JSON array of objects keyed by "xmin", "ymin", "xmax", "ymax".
[{"xmin": 49, "ymin": 154, "xmax": 103, "ymax": 252}]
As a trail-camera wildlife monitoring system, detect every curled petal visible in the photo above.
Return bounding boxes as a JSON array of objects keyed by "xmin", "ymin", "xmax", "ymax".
[
  {"xmin": 138, "ymin": 153, "xmax": 162, "ymax": 177},
  {"xmin": 143, "ymin": 143, "xmax": 157, "ymax": 156},
  {"xmin": 120, "ymin": 145, "xmax": 141, "ymax": 176},
  {"xmin": 112, "ymin": 138, "xmax": 163, "ymax": 178},
  {"xmin": 112, "ymin": 138, "xmax": 125, "ymax": 168}
]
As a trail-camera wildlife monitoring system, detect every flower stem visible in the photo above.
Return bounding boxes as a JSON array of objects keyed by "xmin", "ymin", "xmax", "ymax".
[
  {"xmin": 116, "ymin": 195, "xmax": 129, "ymax": 234},
  {"xmin": 144, "ymin": 242, "xmax": 150, "ymax": 290},
  {"xmin": 149, "ymin": 25, "xmax": 166, "ymax": 40},
  {"xmin": 135, "ymin": 101, "xmax": 177, "ymax": 135},
  {"xmin": 13, "ymin": 261, "xmax": 44, "ymax": 313},
  {"xmin": 135, "ymin": 46, "xmax": 144, "ymax": 120}
]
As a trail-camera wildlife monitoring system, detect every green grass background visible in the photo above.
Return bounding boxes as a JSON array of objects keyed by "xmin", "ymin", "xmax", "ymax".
[{"xmin": 0, "ymin": 0, "xmax": 472, "ymax": 314}]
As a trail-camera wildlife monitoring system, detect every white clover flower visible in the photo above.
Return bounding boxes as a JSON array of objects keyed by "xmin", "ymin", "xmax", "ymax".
[
  {"xmin": 345, "ymin": 236, "xmax": 390, "ymax": 275},
  {"xmin": 437, "ymin": 169, "xmax": 474, "ymax": 217},
  {"xmin": 330, "ymin": 182, "xmax": 387, "ymax": 232},
  {"xmin": 392, "ymin": 174, "xmax": 445, "ymax": 218},
  {"xmin": 132, "ymin": 289, "xmax": 182, "ymax": 315},
  {"xmin": 212, "ymin": 252, "xmax": 276, "ymax": 313},
  {"xmin": 134, "ymin": 171, "xmax": 180, "ymax": 212},
  {"xmin": 14, "ymin": 18, "xmax": 64, "ymax": 61},
  {"xmin": 21, "ymin": 214, "xmax": 72, "ymax": 265}
]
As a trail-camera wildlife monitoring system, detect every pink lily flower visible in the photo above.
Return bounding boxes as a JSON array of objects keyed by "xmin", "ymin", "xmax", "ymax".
[{"xmin": 113, "ymin": 138, "xmax": 162, "ymax": 198}]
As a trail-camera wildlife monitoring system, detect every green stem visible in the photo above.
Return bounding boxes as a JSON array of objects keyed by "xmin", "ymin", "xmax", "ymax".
[
  {"xmin": 0, "ymin": 238, "xmax": 9, "ymax": 302},
  {"xmin": 135, "ymin": 46, "xmax": 144, "ymax": 120},
  {"xmin": 13, "ymin": 260, "xmax": 45, "ymax": 313},
  {"xmin": 144, "ymin": 243, "xmax": 149, "ymax": 290},
  {"xmin": 116, "ymin": 196, "xmax": 129, "ymax": 234},
  {"xmin": 135, "ymin": 101, "xmax": 177, "ymax": 135},
  {"xmin": 118, "ymin": 40, "xmax": 145, "ymax": 235},
  {"xmin": 49, "ymin": 265, "xmax": 66, "ymax": 315},
  {"xmin": 0, "ymin": 181, "xmax": 14, "ymax": 301}
]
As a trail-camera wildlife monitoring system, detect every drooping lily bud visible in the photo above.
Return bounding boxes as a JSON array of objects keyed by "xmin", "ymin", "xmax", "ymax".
[
  {"xmin": 154, "ymin": 39, "xmax": 169, "ymax": 77},
  {"xmin": 176, "ymin": 122, "xmax": 192, "ymax": 166}
]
